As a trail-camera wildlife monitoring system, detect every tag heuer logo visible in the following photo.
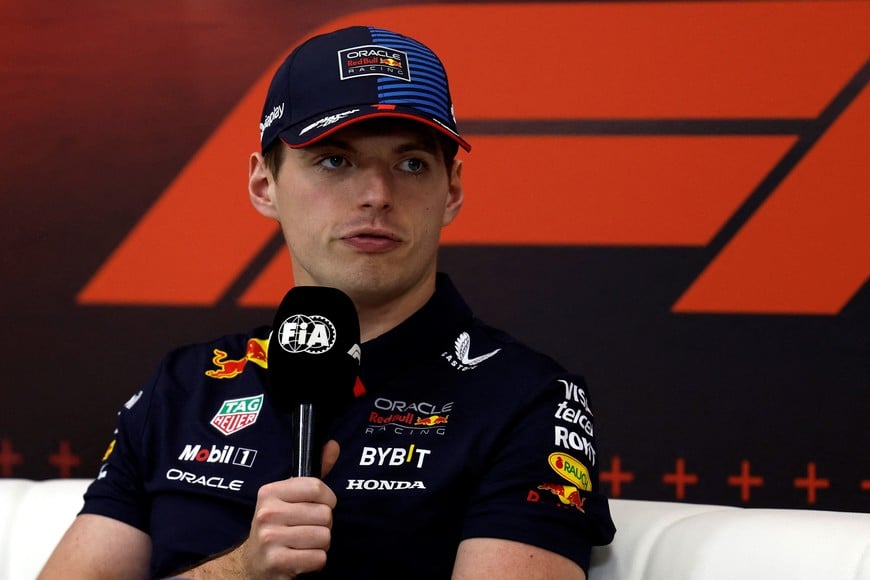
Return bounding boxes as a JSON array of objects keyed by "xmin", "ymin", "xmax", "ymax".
[{"xmin": 211, "ymin": 394, "xmax": 263, "ymax": 435}]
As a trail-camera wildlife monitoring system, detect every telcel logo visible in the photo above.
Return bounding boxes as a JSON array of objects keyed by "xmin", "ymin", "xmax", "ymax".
[
  {"xmin": 178, "ymin": 444, "xmax": 257, "ymax": 467},
  {"xmin": 277, "ymin": 314, "xmax": 336, "ymax": 354}
]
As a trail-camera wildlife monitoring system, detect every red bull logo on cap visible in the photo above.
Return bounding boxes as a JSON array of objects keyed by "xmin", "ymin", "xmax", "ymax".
[{"xmin": 205, "ymin": 338, "xmax": 269, "ymax": 379}]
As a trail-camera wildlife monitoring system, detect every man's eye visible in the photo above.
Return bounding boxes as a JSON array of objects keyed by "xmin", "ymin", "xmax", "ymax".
[
  {"xmin": 320, "ymin": 156, "xmax": 346, "ymax": 169},
  {"xmin": 400, "ymin": 158, "xmax": 425, "ymax": 173}
]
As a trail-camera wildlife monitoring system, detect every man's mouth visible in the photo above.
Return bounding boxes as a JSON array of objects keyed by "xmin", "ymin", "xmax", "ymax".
[{"xmin": 341, "ymin": 229, "xmax": 401, "ymax": 252}]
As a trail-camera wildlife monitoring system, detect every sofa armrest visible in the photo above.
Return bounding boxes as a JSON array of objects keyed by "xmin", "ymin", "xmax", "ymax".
[
  {"xmin": 590, "ymin": 499, "xmax": 870, "ymax": 580},
  {"xmin": 0, "ymin": 479, "xmax": 89, "ymax": 580},
  {"xmin": 2, "ymin": 480, "xmax": 869, "ymax": 580}
]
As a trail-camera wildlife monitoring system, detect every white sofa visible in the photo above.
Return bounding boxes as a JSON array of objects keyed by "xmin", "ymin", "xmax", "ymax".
[{"xmin": 1, "ymin": 478, "xmax": 869, "ymax": 579}]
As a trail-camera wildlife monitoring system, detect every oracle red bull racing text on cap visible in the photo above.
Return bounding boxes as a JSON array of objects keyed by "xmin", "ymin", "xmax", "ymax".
[{"xmin": 259, "ymin": 26, "xmax": 471, "ymax": 153}]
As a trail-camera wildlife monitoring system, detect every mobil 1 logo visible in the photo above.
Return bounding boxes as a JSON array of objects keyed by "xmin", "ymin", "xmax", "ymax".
[{"xmin": 178, "ymin": 444, "xmax": 258, "ymax": 467}]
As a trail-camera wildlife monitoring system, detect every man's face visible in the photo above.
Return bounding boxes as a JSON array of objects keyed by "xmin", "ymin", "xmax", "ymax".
[{"xmin": 250, "ymin": 120, "xmax": 464, "ymax": 309}]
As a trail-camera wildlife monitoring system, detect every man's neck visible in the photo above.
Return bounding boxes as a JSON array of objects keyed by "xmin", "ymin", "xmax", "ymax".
[{"xmin": 355, "ymin": 274, "xmax": 438, "ymax": 343}]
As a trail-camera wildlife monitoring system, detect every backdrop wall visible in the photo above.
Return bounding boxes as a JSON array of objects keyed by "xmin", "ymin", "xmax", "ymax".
[{"xmin": 1, "ymin": 0, "xmax": 868, "ymax": 512}]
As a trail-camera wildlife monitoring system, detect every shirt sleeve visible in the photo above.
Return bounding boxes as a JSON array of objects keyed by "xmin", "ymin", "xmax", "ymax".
[
  {"xmin": 460, "ymin": 373, "xmax": 616, "ymax": 572},
  {"xmin": 78, "ymin": 363, "xmax": 161, "ymax": 533}
]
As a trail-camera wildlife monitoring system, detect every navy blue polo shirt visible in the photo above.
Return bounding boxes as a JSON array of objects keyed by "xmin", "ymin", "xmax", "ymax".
[{"xmin": 82, "ymin": 274, "xmax": 615, "ymax": 578}]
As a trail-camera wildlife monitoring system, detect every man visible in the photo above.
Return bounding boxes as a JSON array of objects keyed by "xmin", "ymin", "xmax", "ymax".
[{"xmin": 40, "ymin": 26, "xmax": 615, "ymax": 579}]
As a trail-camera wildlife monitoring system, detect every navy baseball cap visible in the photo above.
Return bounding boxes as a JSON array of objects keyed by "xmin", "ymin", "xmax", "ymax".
[{"xmin": 259, "ymin": 26, "xmax": 471, "ymax": 153}]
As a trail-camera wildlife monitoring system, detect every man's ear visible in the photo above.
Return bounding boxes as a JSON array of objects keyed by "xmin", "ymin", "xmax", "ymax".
[
  {"xmin": 249, "ymin": 152, "xmax": 279, "ymax": 219},
  {"xmin": 442, "ymin": 158, "xmax": 464, "ymax": 227}
]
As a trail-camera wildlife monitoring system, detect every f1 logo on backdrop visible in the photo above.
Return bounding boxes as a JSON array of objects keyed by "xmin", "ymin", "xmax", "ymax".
[{"xmin": 77, "ymin": 2, "xmax": 870, "ymax": 314}]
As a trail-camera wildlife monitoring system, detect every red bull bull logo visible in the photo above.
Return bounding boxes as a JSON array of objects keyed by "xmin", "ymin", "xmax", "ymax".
[
  {"xmin": 205, "ymin": 337, "xmax": 269, "ymax": 379},
  {"xmin": 536, "ymin": 483, "xmax": 586, "ymax": 513},
  {"xmin": 379, "ymin": 57, "xmax": 403, "ymax": 68},
  {"xmin": 415, "ymin": 415, "xmax": 449, "ymax": 427}
]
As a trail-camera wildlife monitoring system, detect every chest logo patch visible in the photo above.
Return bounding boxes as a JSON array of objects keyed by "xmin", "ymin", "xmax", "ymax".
[
  {"xmin": 211, "ymin": 394, "xmax": 264, "ymax": 436},
  {"xmin": 442, "ymin": 332, "xmax": 501, "ymax": 371}
]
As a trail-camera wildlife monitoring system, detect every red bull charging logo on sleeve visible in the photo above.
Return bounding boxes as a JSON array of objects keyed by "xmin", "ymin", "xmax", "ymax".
[{"xmin": 535, "ymin": 483, "xmax": 587, "ymax": 513}]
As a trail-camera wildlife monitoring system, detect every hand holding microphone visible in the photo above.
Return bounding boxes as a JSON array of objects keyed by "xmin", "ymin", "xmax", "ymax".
[{"xmin": 231, "ymin": 287, "xmax": 361, "ymax": 578}]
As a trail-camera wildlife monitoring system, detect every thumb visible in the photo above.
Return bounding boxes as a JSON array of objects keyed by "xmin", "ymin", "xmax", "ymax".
[{"xmin": 321, "ymin": 440, "xmax": 340, "ymax": 477}]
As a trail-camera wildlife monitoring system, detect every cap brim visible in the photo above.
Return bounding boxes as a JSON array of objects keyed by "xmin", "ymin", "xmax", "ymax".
[{"xmin": 279, "ymin": 105, "xmax": 471, "ymax": 152}]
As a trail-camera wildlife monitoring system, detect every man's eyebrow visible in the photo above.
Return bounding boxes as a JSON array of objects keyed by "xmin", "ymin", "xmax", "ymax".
[
  {"xmin": 395, "ymin": 139, "xmax": 439, "ymax": 155},
  {"xmin": 305, "ymin": 136, "xmax": 440, "ymax": 156},
  {"xmin": 305, "ymin": 137, "xmax": 353, "ymax": 152}
]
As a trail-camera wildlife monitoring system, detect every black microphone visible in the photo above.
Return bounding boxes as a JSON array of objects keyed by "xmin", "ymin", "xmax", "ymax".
[{"xmin": 266, "ymin": 286, "xmax": 361, "ymax": 477}]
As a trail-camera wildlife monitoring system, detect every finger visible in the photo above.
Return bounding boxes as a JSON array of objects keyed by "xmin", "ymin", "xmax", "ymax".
[
  {"xmin": 258, "ymin": 478, "xmax": 337, "ymax": 508},
  {"xmin": 253, "ymin": 523, "xmax": 332, "ymax": 551},
  {"xmin": 321, "ymin": 440, "xmax": 340, "ymax": 477},
  {"xmin": 279, "ymin": 524, "xmax": 333, "ymax": 551},
  {"xmin": 253, "ymin": 542, "xmax": 329, "ymax": 577},
  {"xmin": 252, "ymin": 500, "xmax": 334, "ymax": 537}
]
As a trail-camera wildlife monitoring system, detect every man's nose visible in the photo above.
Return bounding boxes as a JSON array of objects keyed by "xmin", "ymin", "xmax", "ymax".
[{"xmin": 357, "ymin": 165, "xmax": 394, "ymax": 210}]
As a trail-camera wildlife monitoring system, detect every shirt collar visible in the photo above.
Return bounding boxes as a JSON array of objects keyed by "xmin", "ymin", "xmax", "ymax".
[{"xmin": 359, "ymin": 273, "xmax": 472, "ymax": 387}]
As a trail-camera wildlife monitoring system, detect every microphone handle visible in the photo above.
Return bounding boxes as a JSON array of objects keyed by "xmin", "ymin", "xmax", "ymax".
[{"xmin": 291, "ymin": 403, "xmax": 318, "ymax": 477}]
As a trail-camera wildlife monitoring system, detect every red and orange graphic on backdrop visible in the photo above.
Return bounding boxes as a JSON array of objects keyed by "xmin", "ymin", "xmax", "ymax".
[{"xmin": 77, "ymin": 2, "xmax": 870, "ymax": 314}]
